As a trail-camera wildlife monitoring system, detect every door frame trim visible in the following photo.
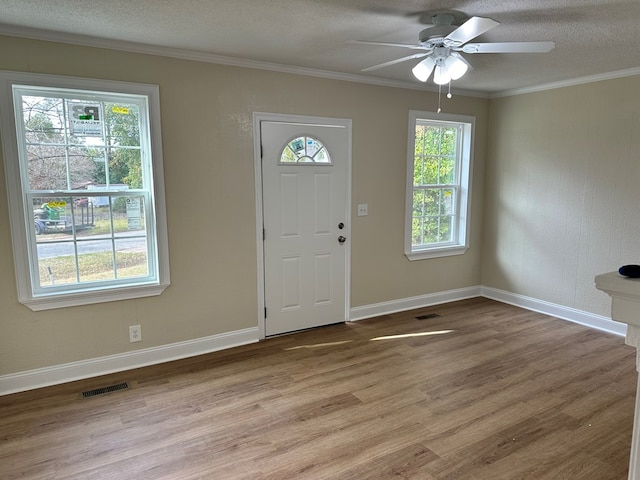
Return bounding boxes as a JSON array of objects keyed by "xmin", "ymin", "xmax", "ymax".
[{"xmin": 253, "ymin": 112, "xmax": 352, "ymax": 339}]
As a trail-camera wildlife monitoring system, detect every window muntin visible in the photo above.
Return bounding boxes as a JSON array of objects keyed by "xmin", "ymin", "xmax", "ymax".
[
  {"xmin": 405, "ymin": 111, "xmax": 473, "ymax": 260},
  {"xmin": 279, "ymin": 135, "xmax": 332, "ymax": 164},
  {"xmin": 0, "ymin": 72, "xmax": 169, "ymax": 310}
]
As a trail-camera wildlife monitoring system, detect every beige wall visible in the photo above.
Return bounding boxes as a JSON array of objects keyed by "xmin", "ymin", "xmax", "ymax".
[
  {"xmin": 482, "ymin": 77, "xmax": 640, "ymax": 316},
  {"xmin": 0, "ymin": 36, "xmax": 488, "ymax": 376}
]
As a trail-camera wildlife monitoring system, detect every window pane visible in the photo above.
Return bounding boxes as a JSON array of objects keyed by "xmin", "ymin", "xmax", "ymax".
[
  {"xmin": 424, "ymin": 189, "xmax": 440, "ymax": 216},
  {"xmin": 415, "ymin": 125, "xmax": 438, "ymax": 154},
  {"xmin": 37, "ymin": 242, "xmax": 77, "ymax": 287},
  {"xmin": 441, "ymin": 127, "xmax": 457, "ymax": 155},
  {"xmin": 115, "ymin": 239, "xmax": 149, "ymax": 279},
  {"xmin": 441, "ymin": 189, "xmax": 455, "ymax": 215},
  {"xmin": 314, "ymin": 147, "xmax": 330, "ymax": 163},
  {"xmin": 427, "ymin": 156, "xmax": 441, "ymax": 184},
  {"xmin": 72, "ymin": 197, "xmax": 95, "ymax": 232},
  {"xmin": 438, "ymin": 216, "xmax": 454, "ymax": 242},
  {"xmin": 306, "ymin": 138, "xmax": 321, "ymax": 157},
  {"xmin": 440, "ymin": 157, "xmax": 455, "ymax": 184},
  {"xmin": 281, "ymin": 146, "xmax": 297, "ymax": 163},
  {"xmin": 412, "ymin": 190, "xmax": 425, "ymax": 217},
  {"xmin": 126, "ymin": 196, "xmax": 146, "ymax": 233},
  {"xmin": 33, "ymin": 197, "xmax": 72, "ymax": 238},
  {"xmin": 69, "ymin": 146, "xmax": 105, "ymax": 188},
  {"xmin": 27, "ymin": 145, "xmax": 68, "ymax": 190},
  {"xmin": 285, "ymin": 136, "xmax": 305, "ymax": 162},
  {"xmin": 414, "ymin": 155, "xmax": 440, "ymax": 185},
  {"xmin": 412, "ymin": 217, "xmax": 424, "ymax": 245},
  {"xmin": 77, "ymin": 241, "xmax": 115, "ymax": 282},
  {"xmin": 422, "ymin": 217, "xmax": 440, "ymax": 244},
  {"xmin": 105, "ymin": 103, "xmax": 140, "ymax": 147},
  {"xmin": 109, "ymin": 196, "xmax": 147, "ymax": 235},
  {"xmin": 108, "ymin": 148, "xmax": 142, "ymax": 188},
  {"xmin": 23, "ymin": 96, "xmax": 65, "ymax": 144}
]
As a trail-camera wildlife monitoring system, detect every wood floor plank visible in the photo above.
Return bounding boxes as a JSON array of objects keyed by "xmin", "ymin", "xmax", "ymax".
[{"xmin": 0, "ymin": 298, "xmax": 636, "ymax": 479}]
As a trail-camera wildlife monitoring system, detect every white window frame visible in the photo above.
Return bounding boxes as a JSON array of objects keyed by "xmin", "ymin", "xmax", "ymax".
[
  {"xmin": 0, "ymin": 71, "xmax": 170, "ymax": 310},
  {"xmin": 404, "ymin": 110, "xmax": 474, "ymax": 261}
]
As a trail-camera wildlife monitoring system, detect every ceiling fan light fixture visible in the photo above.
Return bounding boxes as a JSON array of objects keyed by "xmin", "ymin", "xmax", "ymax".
[
  {"xmin": 444, "ymin": 55, "xmax": 468, "ymax": 80},
  {"xmin": 356, "ymin": 15, "xmax": 554, "ymax": 88},
  {"xmin": 433, "ymin": 64, "xmax": 451, "ymax": 85},
  {"xmin": 412, "ymin": 56, "xmax": 436, "ymax": 82}
]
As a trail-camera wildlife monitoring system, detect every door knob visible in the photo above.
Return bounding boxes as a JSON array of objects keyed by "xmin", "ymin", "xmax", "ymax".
[{"xmin": 338, "ymin": 235, "xmax": 346, "ymax": 244}]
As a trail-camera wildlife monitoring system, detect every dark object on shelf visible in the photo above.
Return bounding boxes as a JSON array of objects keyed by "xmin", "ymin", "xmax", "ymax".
[{"xmin": 619, "ymin": 265, "xmax": 640, "ymax": 278}]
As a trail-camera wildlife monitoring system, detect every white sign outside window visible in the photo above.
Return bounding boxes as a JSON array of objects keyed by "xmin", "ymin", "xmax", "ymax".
[
  {"xmin": 67, "ymin": 101, "xmax": 103, "ymax": 136},
  {"xmin": 126, "ymin": 197, "xmax": 141, "ymax": 230}
]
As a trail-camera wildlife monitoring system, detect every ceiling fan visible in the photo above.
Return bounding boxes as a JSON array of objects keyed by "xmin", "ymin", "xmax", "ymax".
[{"xmin": 354, "ymin": 13, "xmax": 555, "ymax": 85}]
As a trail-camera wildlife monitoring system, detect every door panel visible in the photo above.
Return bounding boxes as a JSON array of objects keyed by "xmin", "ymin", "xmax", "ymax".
[{"xmin": 261, "ymin": 120, "xmax": 349, "ymax": 336}]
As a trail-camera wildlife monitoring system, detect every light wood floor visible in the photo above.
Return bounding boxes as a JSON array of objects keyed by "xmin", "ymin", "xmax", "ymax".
[{"xmin": 0, "ymin": 298, "xmax": 636, "ymax": 479}]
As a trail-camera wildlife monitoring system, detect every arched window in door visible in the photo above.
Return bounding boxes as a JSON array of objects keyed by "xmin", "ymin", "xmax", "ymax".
[{"xmin": 279, "ymin": 135, "xmax": 332, "ymax": 165}]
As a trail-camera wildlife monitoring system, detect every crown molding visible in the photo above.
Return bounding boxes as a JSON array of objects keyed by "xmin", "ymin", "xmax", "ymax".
[
  {"xmin": 491, "ymin": 67, "xmax": 640, "ymax": 98},
  {"xmin": 0, "ymin": 23, "xmax": 488, "ymax": 98},
  {"xmin": 2, "ymin": 23, "xmax": 638, "ymax": 100}
]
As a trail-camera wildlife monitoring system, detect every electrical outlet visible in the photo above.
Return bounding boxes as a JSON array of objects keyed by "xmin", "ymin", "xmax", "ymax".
[
  {"xmin": 357, "ymin": 204, "xmax": 368, "ymax": 216},
  {"xmin": 129, "ymin": 325, "xmax": 142, "ymax": 343}
]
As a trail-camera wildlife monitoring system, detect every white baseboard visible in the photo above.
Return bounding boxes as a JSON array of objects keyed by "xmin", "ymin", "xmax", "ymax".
[
  {"xmin": 0, "ymin": 327, "xmax": 259, "ymax": 396},
  {"xmin": 349, "ymin": 286, "xmax": 482, "ymax": 321},
  {"xmin": 349, "ymin": 285, "xmax": 625, "ymax": 337},
  {"xmin": 481, "ymin": 286, "xmax": 626, "ymax": 337},
  {"xmin": 1, "ymin": 286, "xmax": 624, "ymax": 396}
]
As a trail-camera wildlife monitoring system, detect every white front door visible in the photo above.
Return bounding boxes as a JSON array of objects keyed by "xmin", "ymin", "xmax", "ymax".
[{"xmin": 260, "ymin": 118, "xmax": 350, "ymax": 336}]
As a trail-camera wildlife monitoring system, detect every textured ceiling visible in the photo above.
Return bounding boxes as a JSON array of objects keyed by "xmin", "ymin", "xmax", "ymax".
[{"xmin": 1, "ymin": 0, "xmax": 639, "ymax": 95}]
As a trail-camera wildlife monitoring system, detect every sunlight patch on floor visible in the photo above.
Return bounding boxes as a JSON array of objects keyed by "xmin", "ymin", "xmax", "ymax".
[
  {"xmin": 369, "ymin": 330, "xmax": 455, "ymax": 341},
  {"xmin": 285, "ymin": 340, "xmax": 354, "ymax": 350}
]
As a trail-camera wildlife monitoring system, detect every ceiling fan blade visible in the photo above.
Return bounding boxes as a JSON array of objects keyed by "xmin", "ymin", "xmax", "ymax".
[
  {"xmin": 349, "ymin": 40, "xmax": 429, "ymax": 50},
  {"xmin": 444, "ymin": 16, "xmax": 499, "ymax": 47},
  {"xmin": 362, "ymin": 52, "xmax": 429, "ymax": 72},
  {"xmin": 461, "ymin": 41, "xmax": 555, "ymax": 54}
]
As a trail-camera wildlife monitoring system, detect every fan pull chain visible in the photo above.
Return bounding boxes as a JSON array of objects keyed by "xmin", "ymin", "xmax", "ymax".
[{"xmin": 437, "ymin": 82, "xmax": 454, "ymax": 113}]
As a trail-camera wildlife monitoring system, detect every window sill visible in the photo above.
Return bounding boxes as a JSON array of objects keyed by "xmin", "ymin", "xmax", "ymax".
[
  {"xmin": 405, "ymin": 245, "xmax": 468, "ymax": 261},
  {"xmin": 21, "ymin": 283, "xmax": 171, "ymax": 311}
]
